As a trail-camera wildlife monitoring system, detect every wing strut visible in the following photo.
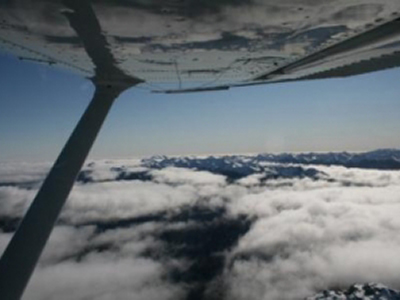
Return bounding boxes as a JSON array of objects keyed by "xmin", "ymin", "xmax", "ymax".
[{"xmin": 0, "ymin": 84, "xmax": 128, "ymax": 300}]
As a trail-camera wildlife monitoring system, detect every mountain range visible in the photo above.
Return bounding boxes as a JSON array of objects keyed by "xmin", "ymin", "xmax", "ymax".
[
  {"xmin": 78, "ymin": 149, "xmax": 400, "ymax": 184},
  {"xmin": 306, "ymin": 283, "xmax": 400, "ymax": 300},
  {"xmin": 145, "ymin": 149, "xmax": 400, "ymax": 171}
]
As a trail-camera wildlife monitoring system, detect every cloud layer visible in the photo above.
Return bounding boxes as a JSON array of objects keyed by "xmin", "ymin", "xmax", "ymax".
[{"xmin": 1, "ymin": 156, "xmax": 400, "ymax": 300}]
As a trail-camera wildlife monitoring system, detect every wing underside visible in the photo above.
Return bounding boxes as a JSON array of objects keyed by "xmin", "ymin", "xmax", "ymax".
[{"xmin": 0, "ymin": 1, "xmax": 399, "ymax": 93}]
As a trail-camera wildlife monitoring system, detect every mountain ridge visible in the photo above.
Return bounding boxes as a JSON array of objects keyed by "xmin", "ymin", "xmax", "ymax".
[{"xmin": 143, "ymin": 149, "xmax": 400, "ymax": 173}]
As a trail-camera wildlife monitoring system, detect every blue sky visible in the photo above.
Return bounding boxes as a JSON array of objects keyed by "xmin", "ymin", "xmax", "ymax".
[{"xmin": 1, "ymin": 52, "xmax": 400, "ymax": 162}]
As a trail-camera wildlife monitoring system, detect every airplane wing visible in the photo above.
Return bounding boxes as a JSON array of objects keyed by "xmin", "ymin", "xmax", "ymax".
[
  {"xmin": 157, "ymin": 14, "xmax": 400, "ymax": 93},
  {"xmin": 1, "ymin": 1, "xmax": 400, "ymax": 92}
]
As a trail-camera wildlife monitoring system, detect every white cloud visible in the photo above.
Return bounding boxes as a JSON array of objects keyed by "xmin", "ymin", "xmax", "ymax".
[
  {"xmin": 39, "ymin": 225, "xmax": 96, "ymax": 265},
  {"xmin": 61, "ymin": 180, "xmax": 199, "ymax": 224},
  {"xmin": 0, "ymin": 186, "xmax": 35, "ymax": 218},
  {"xmin": 25, "ymin": 258, "xmax": 183, "ymax": 300},
  {"xmin": 0, "ymin": 161, "xmax": 50, "ymax": 185},
  {"xmin": 150, "ymin": 167, "xmax": 226, "ymax": 186},
  {"xmin": 223, "ymin": 171, "xmax": 400, "ymax": 300},
  {"xmin": 1, "ymin": 160, "xmax": 400, "ymax": 300}
]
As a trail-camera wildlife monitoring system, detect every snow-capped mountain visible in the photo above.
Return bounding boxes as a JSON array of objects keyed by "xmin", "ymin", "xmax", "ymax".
[
  {"xmin": 255, "ymin": 149, "xmax": 400, "ymax": 169},
  {"xmin": 78, "ymin": 149, "xmax": 400, "ymax": 184},
  {"xmin": 142, "ymin": 155, "xmax": 322, "ymax": 182},
  {"xmin": 306, "ymin": 283, "xmax": 400, "ymax": 300},
  {"xmin": 144, "ymin": 149, "xmax": 400, "ymax": 172}
]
